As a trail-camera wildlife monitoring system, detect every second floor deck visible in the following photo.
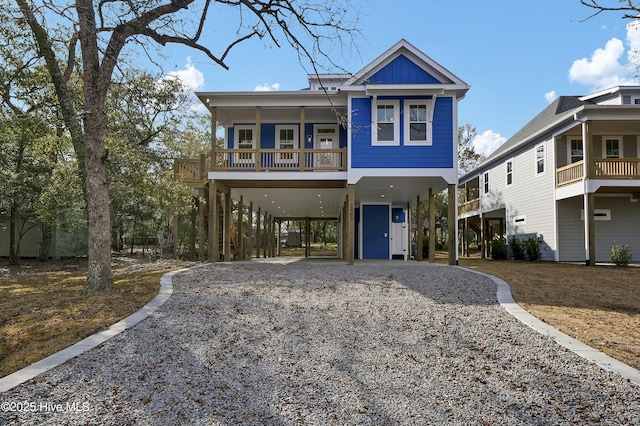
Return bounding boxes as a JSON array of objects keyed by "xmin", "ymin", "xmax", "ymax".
[
  {"xmin": 175, "ymin": 148, "xmax": 347, "ymax": 186},
  {"xmin": 459, "ymin": 158, "xmax": 640, "ymax": 216}
]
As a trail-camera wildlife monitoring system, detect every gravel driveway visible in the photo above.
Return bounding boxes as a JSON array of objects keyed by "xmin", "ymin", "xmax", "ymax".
[{"xmin": 1, "ymin": 260, "xmax": 639, "ymax": 425}]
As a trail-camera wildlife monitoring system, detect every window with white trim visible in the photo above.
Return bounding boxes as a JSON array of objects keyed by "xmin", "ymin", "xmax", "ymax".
[
  {"xmin": 513, "ymin": 215, "xmax": 526, "ymax": 225},
  {"xmin": 506, "ymin": 160, "xmax": 514, "ymax": 186},
  {"xmin": 372, "ymin": 99, "xmax": 399, "ymax": 146},
  {"xmin": 483, "ymin": 172, "xmax": 489, "ymax": 194},
  {"xmin": 603, "ymin": 136, "xmax": 622, "ymax": 158},
  {"xmin": 275, "ymin": 125, "xmax": 298, "ymax": 161},
  {"xmin": 535, "ymin": 143, "xmax": 545, "ymax": 175},
  {"xmin": 403, "ymin": 99, "xmax": 430, "ymax": 145},
  {"xmin": 569, "ymin": 139, "xmax": 583, "ymax": 163},
  {"xmin": 581, "ymin": 209, "xmax": 611, "ymax": 221},
  {"xmin": 234, "ymin": 125, "xmax": 255, "ymax": 162}
]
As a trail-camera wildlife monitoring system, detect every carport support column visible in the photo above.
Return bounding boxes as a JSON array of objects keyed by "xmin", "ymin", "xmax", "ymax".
[
  {"xmin": 585, "ymin": 193, "xmax": 596, "ymax": 266},
  {"xmin": 416, "ymin": 196, "xmax": 423, "ymax": 261},
  {"xmin": 255, "ymin": 208, "xmax": 261, "ymax": 259},
  {"xmin": 198, "ymin": 188, "xmax": 206, "ymax": 261},
  {"xmin": 224, "ymin": 189, "xmax": 232, "ymax": 261},
  {"xmin": 305, "ymin": 218, "xmax": 311, "ymax": 257},
  {"xmin": 346, "ymin": 184, "xmax": 355, "ymax": 265},
  {"xmin": 428, "ymin": 188, "xmax": 436, "ymax": 263},
  {"xmin": 247, "ymin": 202, "xmax": 253, "ymax": 260},
  {"xmin": 208, "ymin": 181, "xmax": 218, "ymax": 262},
  {"xmin": 237, "ymin": 196, "xmax": 243, "ymax": 260},
  {"xmin": 448, "ymin": 184, "xmax": 457, "ymax": 265}
]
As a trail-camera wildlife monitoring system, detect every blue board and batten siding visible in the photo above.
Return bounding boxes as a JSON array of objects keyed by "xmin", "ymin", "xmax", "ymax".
[
  {"xmin": 350, "ymin": 96, "xmax": 453, "ymax": 168},
  {"xmin": 368, "ymin": 55, "xmax": 440, "ymax": 84}
]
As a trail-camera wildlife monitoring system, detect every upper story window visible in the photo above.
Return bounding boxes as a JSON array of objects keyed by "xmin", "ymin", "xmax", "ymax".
[
  {"xmin": 569, "ymin": 139, "xmax": 583, "ymax": 163},
  {"xmin": 603, "ymin": 136, "xmax": 622, "ymax": 158},
  {"xmin": 483, "ymin": 172, "xmax": 489, "ymax": 194},
  {"xmin": 276, "ymin": 126, "xmax": 298, "ymax": 150},
  {"xmin": 234, "ymin": 125, "xmax": 256, "ymax": 162},
  {"xmin": 403, "ymin": 100, "xmax": 431, "ymax": 146},
  {"xmin": 535, "ymin": 143, "xmax": 545, "ymax": 175},
  {"xmin": 235, "ymin": 126, "xmax": 255, "ymax": 149},
  {"xmin": 506, "ymin": 160, "xmax": 514, "ymax": 186},
  {"xmin": 372, "ymin": 99, "xmax": 399, "ymax": 146},
  {"xmin": 276, "ymin": 125, "xmax": 299, "ymax": 161}
]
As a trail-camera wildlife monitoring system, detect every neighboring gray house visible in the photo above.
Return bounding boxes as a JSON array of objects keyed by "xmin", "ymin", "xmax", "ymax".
[
  {"xmin": 459, "ymin": 86, "xmax": 640, "ymax": 264},
  {"xmin": 0, "ymin": 215, "xmax": 87, "ymax": 259}
]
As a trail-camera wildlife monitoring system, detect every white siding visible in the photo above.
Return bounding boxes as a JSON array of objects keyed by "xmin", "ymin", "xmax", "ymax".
[
  {"xmin": 557, "ymin": 197, "xmax": 585, "ymax": 262},
  {"xmin": 558, "ymin": 196, "xmax": 640, "ymax": 263},
  {"xmin": 481, "ymin": 139, "xmax": 558, "ymax": 260}
]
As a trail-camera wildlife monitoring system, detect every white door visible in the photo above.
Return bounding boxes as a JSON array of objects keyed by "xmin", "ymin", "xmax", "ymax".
[{"xmin": 314, "ymin": 126, "xmax": 339, "ymax": 168}]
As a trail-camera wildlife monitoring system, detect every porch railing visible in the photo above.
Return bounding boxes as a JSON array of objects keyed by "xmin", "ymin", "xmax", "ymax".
[
  {"xmin": 458, "ymin": 198, "xmax": 480, "ymax": 216},
  {"xmin": 556, "ymin": 160, "xmax": 584, "ymax": 187},
  {"xmin": 556, "ymin": 159, "xmax": 640, "ymax": 187},
  {"xmin": 212, "ymin": 148, "xmax": 346, "ymax": 171},
  {"xmin": 593, "ymin": 159, "xmax": 640, "ymax": 177}
]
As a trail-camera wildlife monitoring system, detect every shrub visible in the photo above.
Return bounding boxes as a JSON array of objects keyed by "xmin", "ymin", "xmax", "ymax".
[
  {"xmin": 610, "ymin": 242, "xmax": 633, "ymax": 266},
  {"xmin": 509, "ymin": 236, "xmax": 525, "ymax": 260},
  {"xmin": 491, "ymin": 237, "xmax": 507, "ymax": 260},
  {"xmin": 524, "ymin": 237, "xmax": 542, "ymax": 261},
  {"xmin": 422, "ymin": 235, "xmax": 429, "ymax": 258}
]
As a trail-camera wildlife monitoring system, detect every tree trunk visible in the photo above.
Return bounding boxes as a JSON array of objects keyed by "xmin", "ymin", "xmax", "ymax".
[
  {"xmin": 77, "ymin": 0, "xmax": 113, "ymax": 293},
  {"xmin": 9, "ymin": 201, "xmax": 19, "ymax": 265},
  {"xmin": 39, "ymin": 223, "xmax": 53, "ymax": 261}
]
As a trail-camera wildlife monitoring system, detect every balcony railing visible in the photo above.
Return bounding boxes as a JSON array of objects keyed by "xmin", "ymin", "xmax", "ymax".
[
  {"xmin": 556, "ymin": 159, "xmax": 640, "ymax": 187},
  {"xmin": 458, "ymin": 198, "xmax": 480, "ymax": 216},
  {"xmin": 212, "ymin": 148, "xmax": 346, "ymax": 172},
  {"xmin": 175, "ymin": 148, "xmax": 347, "ymax": 185}
]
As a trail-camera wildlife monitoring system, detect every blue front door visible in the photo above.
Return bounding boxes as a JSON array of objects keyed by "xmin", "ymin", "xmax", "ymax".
[{"xmin": 362, "ymin": 205, "xmax": 389, "ymax": 259}]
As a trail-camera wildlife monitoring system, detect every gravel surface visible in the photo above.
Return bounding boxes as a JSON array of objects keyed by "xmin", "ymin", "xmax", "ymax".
[{"xmin": 1, "ymin": 260, "xmax": 639, "ymax": 425}]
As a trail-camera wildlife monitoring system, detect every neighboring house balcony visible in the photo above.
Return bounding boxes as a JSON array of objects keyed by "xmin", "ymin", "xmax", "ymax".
[
  {"xmin": 556, "ymin": 158, "xmax": 640, "ymax": 187},
  {"xmin": 458, "ymin": 176, "xmax": 480, "ymax": 217},
  {"xmin": 458, "ymin": 198, "xmax": 480, "ymax": 216}
]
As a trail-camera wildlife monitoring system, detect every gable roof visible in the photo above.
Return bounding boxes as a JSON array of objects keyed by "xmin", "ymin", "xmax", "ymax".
[
  {"xmin": 343, "ymin": 39, "xmax": 469, "ymax": 89},
  {"xmin": 459, "ymin": 96, "xmax": 587, "ymax": 182}
]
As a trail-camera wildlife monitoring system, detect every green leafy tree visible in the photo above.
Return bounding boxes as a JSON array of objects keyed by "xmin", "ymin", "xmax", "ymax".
[
  {"xmin": 458, "ymin": 123, "xmax": 485, "ymax": 175},
  {"xmin": 13, "ymin": 0, "xmax": 360, "ymax": 293}
]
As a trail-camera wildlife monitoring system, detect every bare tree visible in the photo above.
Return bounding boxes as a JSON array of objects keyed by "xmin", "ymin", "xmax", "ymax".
[
  {"xmin": 580, "ymin": 1, "xmax": 640, "ymax": 20},
  {"xmin": 13, "ymin": 0, "xmax": 360, "ymax": 293}
]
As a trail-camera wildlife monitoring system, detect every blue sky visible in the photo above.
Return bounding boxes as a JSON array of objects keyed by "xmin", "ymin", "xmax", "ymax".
[{"xmin": 159, "ymin": 0, "xmax": 640, "ymax": 156}]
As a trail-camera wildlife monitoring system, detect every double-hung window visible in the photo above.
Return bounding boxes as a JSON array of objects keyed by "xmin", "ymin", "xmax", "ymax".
[
  {"xmin": 275, "ymin": 125, "xmax": 298, "ymax": 162},
  {"xmin": 535, "ymin": 143, "xmax": 545, "ymax": 175},
  {"xmin": 234, "ymin": 125, "xmax": 255, "ymax": 163},
  {"xmin": 483, "ymin": 172, "xmax": 489, "ymax": 194},
  {"xmin": 372, "ymin": 99, "xmax": 399, "ymax": 145},
  {"xmin": 506, "ymin": 160, "xmax": 514, "ymax": 186},
  {"xmin": 603, "ymin": 136, "xmax": 622, "ymax": 158},
  {"xmin": 569, "ymin": 139, "xmax": 583, "ymax": 163},
  {"xmin": 404, "ymin": 100, "xmax": 430, "ymax": 145}
]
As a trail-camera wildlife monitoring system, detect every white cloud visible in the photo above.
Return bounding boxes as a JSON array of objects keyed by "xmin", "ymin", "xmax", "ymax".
[
  {"xmin": 255, "ymin": 83, "xmax": 280, "ymax": 91},
  {"xmin": 626, "ymin": 20, "xmax": 640, "ymax": 66},
  {"xmin": 569, "ymin": 21, "xmax": 640, "ymax": 90},
  {"xmin": 472, "ymin": 130, "xmax": 506, "ymax": 157},
  {"xmin": 165, "ymin": 57, "xmax": 205, "ymax": 91},
  {"xmin": 544, "ymin": 90, "xmax": 557, "ymax": 103}
]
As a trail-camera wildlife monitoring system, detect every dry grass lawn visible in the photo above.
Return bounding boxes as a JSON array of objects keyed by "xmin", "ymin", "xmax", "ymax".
[
  {"xmin": 456, "ymin": 258, "xmax": 640, "ymax": 371},
  {"xmin": 0, "ymin": 259, "xmax": 185, "ymax": 379},
  {"xmin": 0, "ymin": 256, "xmax": 638, "ymax": 381}
]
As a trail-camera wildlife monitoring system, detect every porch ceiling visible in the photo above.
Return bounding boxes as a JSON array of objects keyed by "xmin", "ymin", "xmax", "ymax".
[{"xmin": 224, "ymin": 176, "xmax": 449, "ymax": 220}]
